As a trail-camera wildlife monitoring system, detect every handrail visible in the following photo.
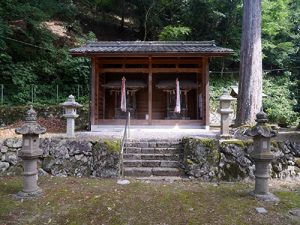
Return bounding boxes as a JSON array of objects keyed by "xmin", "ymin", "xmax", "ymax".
[{"xmin": 120, "ymin": 111, "xmax": 130, "ymax": 178}]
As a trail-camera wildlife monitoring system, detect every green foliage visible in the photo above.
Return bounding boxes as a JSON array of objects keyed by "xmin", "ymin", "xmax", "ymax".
[
  {"xmin": 262, "ymin": 0, "xmax": 299, "ymax": 68},
  {"xmin": 0, "ymin": 0, "xmax": 298, "ymax": 125},
  {"xmin": 0, "ymin": 0, "xmax": 92, "ymax": 105},
  {"xmin": 159, "ymin": 25, "xmax": 191, "ymax": 41},
  {"xmin": 209, "ymin": 74, "xmax": 237, "ymax": 111},
  {"xmin": 263, "ymin": 73, "xmax": 299, "ymax": 127}
]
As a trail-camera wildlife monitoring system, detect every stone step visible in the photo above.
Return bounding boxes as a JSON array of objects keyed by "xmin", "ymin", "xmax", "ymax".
[
  {"xmin": 125, "ymin": 141, "xmax": 181, "ymax": 148},
  {"xmin": 123, "ymin": 160, "xmax": 179, "ymax": 168},
  {"xmin": 125, "ymin": 147, "xmax": 181, "ymax": 154},
  {"xmin": 124, "ymin": 167, "xmax": 184, "ymax": 177},
  {"xmin": 123, "ymin": 153, "xmax": 179, "ymax": 160}
]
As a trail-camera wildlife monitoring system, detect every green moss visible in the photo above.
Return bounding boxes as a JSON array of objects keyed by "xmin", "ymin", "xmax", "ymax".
[
  {"xmin": 7, "ymin": 166, "xmax": 23, "ymax": 176},
  {"xmin": 275, "ymin": 190, "xmax": 300, "ymax": 210},
  {"xmin": 295, "ymin": 158, "xmax": 300, "ymax": 168},
  {"xmin": 220, "ymin": 139, "xmax": 252, "ymax": 148},
  {"xmin": 186, "ymin": 159, "xmax": 194, "ymax": 165},
  {"xmin": 195, "ymin": 138, "xmax": 216, "ymax": 148},
  {"xmin": 221, "ymin": 163, "xmax": 246, "ymax": 181},
  {"xmin": 0, "ymin": 176, "xmax": 298, "ymax": 224},
  {"xmin": 103, "ymin": 139, "xmax": 121, "ymax": 153},
  {"xmin": 183, "ymin": 138, "xmax": 220, "ymax": 166},
  {"xmin": 183, "ymin": 137, "xmax": 217, "ymax": 149},
  {"xmin": 271, "ymin": 140, "xmax": 282, "ymax": 149}
]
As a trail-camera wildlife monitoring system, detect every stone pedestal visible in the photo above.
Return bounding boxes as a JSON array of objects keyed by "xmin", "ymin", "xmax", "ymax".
[
  {"xmin": 246, "ymin": 110, "xmax": 279, "ymax": 202},
  {"xmin": 15, "ymin": 105, "xmax": 46, "ymax": 198},
  {"xmin": 66, "ymin": 116, "xmax": 75, "ymax": 137},
  {"xmin": 219, "ymin": 91, "xmax": 235, "ymax": 138},
  {"xmin": 60, "ymin": 95, "xmax": 82, "ymax": 138}
]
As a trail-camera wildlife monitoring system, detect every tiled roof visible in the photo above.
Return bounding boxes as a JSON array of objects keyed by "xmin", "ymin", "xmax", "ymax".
[{"xmin": 69, "ymin": 41, "xmax": 234, "ymax": 56}]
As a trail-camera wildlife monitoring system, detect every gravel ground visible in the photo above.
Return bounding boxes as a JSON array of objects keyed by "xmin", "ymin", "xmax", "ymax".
[{"xmin": 0, "ymin": 120, "xmax": 299, "ymax": 142}]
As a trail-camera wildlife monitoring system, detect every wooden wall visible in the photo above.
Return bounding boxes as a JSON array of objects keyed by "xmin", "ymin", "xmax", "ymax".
[{"xmin": 92, "ymin": 56, "xmax": 208, "ymax": 126}]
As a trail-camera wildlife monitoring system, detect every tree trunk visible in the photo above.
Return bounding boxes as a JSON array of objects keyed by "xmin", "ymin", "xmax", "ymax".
[
  {"xmin": 120, "ymin": 0, "xmax": 125, "ymax": 30},
  {"xmin": 236, "ymin": 0, "xmax": 263, "ymax": 126}
]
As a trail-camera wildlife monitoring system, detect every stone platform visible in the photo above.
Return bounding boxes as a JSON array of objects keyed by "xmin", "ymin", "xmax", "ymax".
[{"xmin": 77, "ymin": 126, "xmax": 218, "ymax": 140}]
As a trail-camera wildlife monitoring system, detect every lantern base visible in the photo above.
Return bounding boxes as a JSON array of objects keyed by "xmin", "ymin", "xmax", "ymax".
[
  {"xmin": 14, "ymin": 188, "xmax": 43, "ymax": 199},
  {"xmin": 249, "ymin": 191, "xmax": 279, "ymax": 202}
]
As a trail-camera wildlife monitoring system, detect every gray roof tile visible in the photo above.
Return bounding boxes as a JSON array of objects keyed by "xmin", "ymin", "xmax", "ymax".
[{"xmin": 69, "ymin": 41, "xmax": 234, "ymax": 56}]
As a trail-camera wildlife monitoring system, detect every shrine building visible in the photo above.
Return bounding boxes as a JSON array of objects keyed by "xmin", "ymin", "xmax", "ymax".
[{"xmin": 69, "ymin": 41, "xmax": 233, "ymax": 131}]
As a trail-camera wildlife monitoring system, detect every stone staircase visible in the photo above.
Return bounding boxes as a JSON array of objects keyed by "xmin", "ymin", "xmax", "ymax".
[{"xmin": 123, "ymin": 140, "xmax": 184, "ymax": 177}]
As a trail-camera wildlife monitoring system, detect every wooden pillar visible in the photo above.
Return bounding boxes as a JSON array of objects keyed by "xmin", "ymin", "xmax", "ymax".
[
  {"xmin": 202, "ymin": 57, "xmax": 210, "ymax": 127},
  {"xmin": 114, "ymin": 91, "xmax": 118, "ymax": 119},
  {"xmin": 184, "ymin": 90, "xmax": 188, "ymax": 109},
  {"xmin": 96, "ymin": 65, "xmax": 102, "ymax": 123},
  {"xmin": 132, "ymin": 90, "xmax": 137, "ymax": 109},
  {"xmin": 166, "ymin": 91, "xmax": 169, "ymax": 116},
  {"xmin": 148, "ymin": 57, "xmax": 152, "ymax": 124},
  {"xmin": 90, "ymin": 57, "xmax": 96, "ymax": 126},
  {"xmin": 102, "ymin": 71, "xmax": 105, "ymax": 120}
]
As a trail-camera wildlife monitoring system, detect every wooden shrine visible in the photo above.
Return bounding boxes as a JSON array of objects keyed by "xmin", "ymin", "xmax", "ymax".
[{"xmin": 70, "ymin": 41, "xmax": 233, "ymax": 130}]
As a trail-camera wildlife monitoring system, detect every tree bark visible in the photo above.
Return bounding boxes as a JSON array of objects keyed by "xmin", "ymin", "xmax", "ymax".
[
  {"xmin": 236, "ymin": 0, "xmax": 263, "ymax": 126},
  {"xmin": 120, "ymin": 0, "xmax": 125, "ymax": 30}
]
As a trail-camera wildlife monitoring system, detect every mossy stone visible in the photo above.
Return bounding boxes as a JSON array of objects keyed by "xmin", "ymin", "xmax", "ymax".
[
  {"xmin": 295, "ymin": 158, "xmax": 300, "ymax": 168},
  {"xmin": 103, "ymin": 140, "xmax": 121, "ymax": 153},
  {"xmin": 220, "ymin": 139, "xmax": 252, "ymax": 148}
]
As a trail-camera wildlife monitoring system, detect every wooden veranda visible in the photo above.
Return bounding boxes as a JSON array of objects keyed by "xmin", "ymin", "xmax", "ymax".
[{"xmin": 70, "ymin": 41, "xmax": 233, "ymax": 130}]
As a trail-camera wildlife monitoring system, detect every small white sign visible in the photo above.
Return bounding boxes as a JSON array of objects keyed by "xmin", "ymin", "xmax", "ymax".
[
  {"xmin": 263, "ymin": 141, "xmax": 268, "ymax": 149},
  {"xmin": 24, "ymin": 139, "xmax": 29, "ymax": 146}
]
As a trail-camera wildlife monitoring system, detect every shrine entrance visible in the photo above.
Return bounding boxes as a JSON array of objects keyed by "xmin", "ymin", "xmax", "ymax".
[
  {"xmin": 154, "ymin": 73, "xmax": 198, "ymax": 120},
  {"xmin": 69, "ymin": 41, "xmax": 233, "ymax": 130}
]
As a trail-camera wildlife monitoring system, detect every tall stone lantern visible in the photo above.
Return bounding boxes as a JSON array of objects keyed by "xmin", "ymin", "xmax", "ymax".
[
  {"xmin": 15, "ymin": 105, "xmax": 46, "ymax": 198},
  {"xmin": 60, "ymin": 95, "xmax": 82, "ymax": 138},
  {"xmin": 219, "ymin": 91, "xmax": 235, "ymax": 138},
  {"xmin": 246, "ymin": 110, "xmax": 279, "ymax": 201}
]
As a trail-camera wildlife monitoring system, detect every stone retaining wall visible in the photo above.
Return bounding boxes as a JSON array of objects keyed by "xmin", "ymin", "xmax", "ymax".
[
  {"xmin": 182, "ymin": 138, "xmax": 300, "ymax": 181},
  {"xmin": 1, "ymin": 137, "xmax": 299, "ymax": 181},
  {"xmin": 0, "ymin": 138, "xmax": 121, "ymax": 178}
]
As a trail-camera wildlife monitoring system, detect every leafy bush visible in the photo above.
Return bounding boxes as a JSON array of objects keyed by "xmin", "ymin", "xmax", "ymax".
[
  {"xmin": 263, "ymin": 73, "xmax": 299, "ymax": 127},
  {"xmin": 159, "ymin": 25, "xmax": 191, "ymax": 41},
  {"xmin": 209, "ymin": 73, "xmax": 237, "ymax": 112}
]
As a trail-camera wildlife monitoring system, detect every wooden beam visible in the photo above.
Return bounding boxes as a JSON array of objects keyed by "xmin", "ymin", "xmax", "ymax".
[
  {"xmin": 98, "ymin": 119, "xmax": 204, "ymax": 126},
  {"xmin": 202, "ymin": 57, "xmax": 210, "ymax": 127},
  {"xmin": 148, "ymin": 57, "xmax": 152, "ymax": 125},
  {"xmin": 100, "ymin": 67, "xmax": 201, "ymax": 73},
  {"xmin": 101, "ymin": 68, "xmax": 148, "ymax": 73},
  {"xmin": 97, "ymin": 59, "xmax": 203, "ymax": 65}
]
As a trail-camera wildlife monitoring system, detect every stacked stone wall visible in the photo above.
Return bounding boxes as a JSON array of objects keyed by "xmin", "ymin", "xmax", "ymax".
[
  {"xmin": 1, "ymin": 137, "xmax": 299, "ymax": 181},
  {"xmin": 0, "ymin": 138, "xmax": 120, "ymax": 178},
  {"xmin": 182, "ymin": 138, "xmax": 300, "ymax": 181}
]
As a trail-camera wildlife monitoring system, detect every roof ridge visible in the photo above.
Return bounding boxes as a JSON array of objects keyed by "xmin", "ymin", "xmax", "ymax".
[
  {"xmin": 69, "ymin": 40, "xmax": 234, "ymax": 55},
  {"xmin": 86, "ymin": 40, "xmax": 216, "ymax": 46}
]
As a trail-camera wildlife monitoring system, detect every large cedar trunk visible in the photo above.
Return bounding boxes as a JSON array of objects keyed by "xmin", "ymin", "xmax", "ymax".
[{"xmin": 236, "ymin": 0, "xmax": 263, "ymax": 126}]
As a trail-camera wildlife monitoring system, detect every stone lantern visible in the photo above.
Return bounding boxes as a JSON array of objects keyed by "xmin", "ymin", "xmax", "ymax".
[
  {"xmin": 219, "ymin": 90, "xmax": 235, "ymax": 138},
  {"xmin": 60, "ymin": 95, "xmax": 82, "ymax": 138},
  {"xmin": 246, "ymin": 110, "xmax": 279, "ymax": 201},
  {"xmin": 15, "ymin": 105, "xmax": 46, "ymax": 198}
]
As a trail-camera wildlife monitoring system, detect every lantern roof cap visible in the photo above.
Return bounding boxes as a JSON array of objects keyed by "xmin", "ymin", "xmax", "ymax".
[
  {"xmin": 60, "ymin": 95, "xmax": 82, "ymax": 108},
  {"xmin": 246, "ymin": 110, "xmax": 277, "ymax": 138},
  {"xmin": 15, "ymin": 105, "xmax": 47, "ymax": 135},
  {"xmin": 219, "ymin": 90, "xmax": 236, "ymax": 101}
]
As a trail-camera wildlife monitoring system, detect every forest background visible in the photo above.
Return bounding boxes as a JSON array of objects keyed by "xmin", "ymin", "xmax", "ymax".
[{"xmin": 0, "ymin": 0, "xmax": 299, "ymax": 126}]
